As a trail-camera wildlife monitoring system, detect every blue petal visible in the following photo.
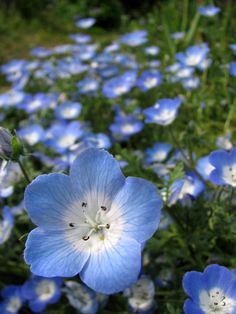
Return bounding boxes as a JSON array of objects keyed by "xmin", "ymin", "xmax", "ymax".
[
  {"xmin": 209, "ymin": 169, "xmax": 226, "ymax": 185},
  {"xmin": 183, "ymin": 271, "xmax": 205, "ymax": 302},
  {"xmin": 70, "ymin": 148, "xmax": 125, "ymax": 207},
  {"xmin": 108, "ymin": 177, "xmax": 162, "ymax": 242},
  {"xmin": 209, "ymin": 150, "xmax": 230, "ymax": 168},
  {"xmin": 24, "ymin": 174, "xmax": 80, "ymax": 230},
  {"xmin": 80, "ymin": 236, "xmax": 141, "ymax": 294},
  {"xmin": 24, "ymin": 228, "xmax": 90, "ymax": 277},
  {"xmin": 203, "ymin": 264, "xmax": 234, "ymax": 292},
  {"xmin": 184, "ymin": 299, "xmax": 205, "ymax": 314}
]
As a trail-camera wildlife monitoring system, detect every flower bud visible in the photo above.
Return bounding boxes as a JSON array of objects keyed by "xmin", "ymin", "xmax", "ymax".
[{"xmin": 0, "ymin": 127, "xmax": 12, "ymax": 159}]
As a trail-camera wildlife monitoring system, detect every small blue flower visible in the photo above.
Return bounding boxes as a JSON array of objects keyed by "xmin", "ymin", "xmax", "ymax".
[
  {"xmin": 110, "ymin": 113, "xmax": 143, "ymax": 141},
  {"xmin": 77, "ymin": 78, "xmax": 99, "ymax": 95},
  {"xmin": 31, "ymin": 47, "xmax": 52, "ymax": 58},
  {"xmin": 183, "ymin": 264, "xmax": 236, "ymax": 314},
  {"xmin": 18, "ymin": 125, "xmax": 45, "ymax": 146},
  {"xmin": 168, "ymin": 172, "xmax": 205, "ymax": 207},
  {"xmin": 55, "ymin": 101, "xmax": 82, "ymax": 120},
  {"xmin": 136, "ymin": 70, "xmax": 162, "ymax": 92},
  {"xmin": 124, "ymin": 275, "xmax": 156, "ymax": 314},
  {"xmin": 63, "ymin": 281, "xmax": 98, "ymax": 314},
  {"xmin": 69, "ymin": 33, "xmax": 91, "ymax": 44},
  {"xmin": 24, "ymin": 148, "xmax": 162, "ymax": 294},
  {"xmin": 143, "ymin": 98, "xmax": 182, "ymax": 126},
  {"xmin": 45, "ymin": 121, "xmax": 83, "ymax": 153},
  {"xmin": 198, "ymin": 5, "xmax": 221, "ymax": 17},
  {"xmin": 229, "ymin": 62, "xmax": 236, "ymax": 77},
  {"xmin": 120, "ymin": 30, "xmax": 147, "ymax": 47},
  {"xmin": 76, "ymin": 18, "xmax": 96, "ymax": 29},
  {"xmin": 182, "ymin": 76, "xmax": 200, "ymax": 90},
  {"xmin": 143, "ymin": 46, "xmax": 160, "ymax": 56},
  {"xmin": 216, "ymin": 132, "xmax": 233, "ymax": 150},
  {"xmin": 0, "ymin": 285, "xmax": 25, "ymax": 314},
  {"xmin": 83, "ymin": 133, "xmax": 111, "ymax": 150},
  {"xmin": 145, "ymin": 142, "xmax": 172, "ymax": 164},
  {"xmin": 209, "ymin": 148, "xmax": 236, "ymax": 187},
  {"xmin": 102, "ymin": 71, "xmax": 137, "ymax": 99},
  {"xmin": 176, "ymin": 44, "xmax": 209, "ymax": 67},
  {"xmin": 22, "ymin": 275, "xmax": 62, "ymax": 313},
  {"xmin": 171, "ymin": 32, "xmax": 185, "ymax": 40},
  {"xmin": 0, "ymin": 207, "xmax": 14, "ymax": 245}
]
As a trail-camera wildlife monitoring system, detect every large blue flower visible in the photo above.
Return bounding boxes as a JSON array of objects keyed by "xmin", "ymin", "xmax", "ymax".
[
  {"xmin": 183, "ymin": 264, "xmax": 236, "ymax": 314},
  {"xmin": 24, "ymin": 148, "xmax": 162, "ymax": 294}
]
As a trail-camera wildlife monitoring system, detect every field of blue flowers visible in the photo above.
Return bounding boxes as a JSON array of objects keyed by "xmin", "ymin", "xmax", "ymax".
[{"xmin": 0, "ymin": 1, "xmax": 236, "ymax": 313}]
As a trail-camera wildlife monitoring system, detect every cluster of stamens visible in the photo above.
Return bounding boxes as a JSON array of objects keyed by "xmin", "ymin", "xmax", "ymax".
[
  {"xmin": 208, "ymin": 290, "xmax": 227, "ymax": 311},
  {"xmin": 69, "ymin": 202, "xmax": 110, "ymax": 241}
]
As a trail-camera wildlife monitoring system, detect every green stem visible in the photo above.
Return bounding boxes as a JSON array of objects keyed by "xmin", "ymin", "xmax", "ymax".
[
  {"xmin": 17, "ymin": 158, "xmax": 31, "ymax": 183},
  {"xmin": 185, "ymin": 12, "xmax": 200, "ymax": 45}
]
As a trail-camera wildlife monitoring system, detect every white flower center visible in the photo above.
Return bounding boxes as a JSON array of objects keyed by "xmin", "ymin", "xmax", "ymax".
[
  {"xmin": 144, "ymin": 77, "xmax": 157, "ymax": 89},
  {"xmin": 6, "ymin": 296, "xmax": 21, "ymax": 313},
  {"xmin": 200, "ymin": 288, "xmax": 235, "ymax": 314},
  {"xmin": 36, "ymin": 279, "xmax": 56, "ymax": 301},
  {"xmin": 58, "ymin": 134, "xmax": 77, "ymax": 148},
  {"xmin": 66, "ymin": 193, "xmax": 124, "ymax": 253},
  {"xmin": 186, "ymin": 54, "xmax": 202, "ymax": 66},
  {"xmin": 28, "ymin": 100, "xmax": 42, "ymax": 110},
  {"xmin": 121, "ymin": 124, "xmax": 134, "ymax": 134},
  {"xmin": 114, "ymin": 85, "xmax": 127, "ymax": 95},
  {"xmin": 222, "ymin": 165, "xmax": 236, "ymax": 187}
]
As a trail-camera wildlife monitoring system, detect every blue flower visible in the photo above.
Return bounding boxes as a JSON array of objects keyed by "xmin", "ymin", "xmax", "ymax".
[
  {"xmin": 110, "ymin": 113, "xmax": 143, "ymax": 141},
  {"xmin": 77, "ymin": 78, "xmax": 99, "ymax": 95},
  {"xmin": 136, "ymin": 70, "xmax": 162, "ymax": 92},
  {"xmin": 176, "ymin": 44, "xmax": 209, "ymax": 67},
  {"xmin": 124, "ymin": 275, "xmax": 156, "ymax": 314},
  {"xmin": 0, "ymin": 207, "xmax": 14, "ymax": 245},
  {"xmin": 83, "ymin": 133, "xmax": 111, "ymax": 150},
  {"xmin": 168, "ymin": 172, "xmax": 205, "ymax": 207},
  {"xmin": 24, "ymin": 148, "xmax": 162, "ymax": 294},
  {"xmin": 145, "ymin": 142, "xmax": 172, "ymax": 164},
  {"xmin": 143, "ymin": 46, "xmax": 160, "ymax": 56},
  {"xmin": 209, "ymin": 148, "xmax": 236, "ymax": 187},
  {"xmin": 22, "ymin": 275, "xmax": 62, "ymax": 313},
  {"xmin": 55, "ymin": 101, "xmax": 82, "ymax": 120},
  {"xmin": 120, "ymin": 30, "xmax": 147, "ymax": 47},
  {"xmin": 143, "ymin": 98, "xmax": 182, "ymax": 126},
  {"xmin": 18, "ymin": 125, "xmax": 45, "ymax": 146},
  {"xmin": 198, "ymin": 5, "xmax": 221, "ymax": 17},
  {"xmin": 45, "ymin": 121, "xmax": 83, "ymax": 153},
  {"xmin": 63, "ymin": 281, "xmax": 98, "ymax": 314},
  {"xmin": 102, "ymin": 71, "xmax": 137, "ymax": 99},
  {"xmin": 76, "ymin": 18, "xmax": 96, "ymax": 29},
  {"xmin": 183, "ymin": 264, "xmax": 236, "ymax": 314},
  {"xmin": 0, "ymin": 285, "xmax": 25, "ymax": 314}
]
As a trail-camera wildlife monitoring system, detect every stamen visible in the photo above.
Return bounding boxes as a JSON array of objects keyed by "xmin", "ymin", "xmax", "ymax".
[
  {"xmin": 82, "ymin": 235, "xmax": 90, "ymax": 241},
  {"xmin": 82, "ymin": 202, "xmax": 87, "ymax": 207},
  {"xmin": 101, "ymin": 206, "xmax": 107, "ymax": 211},
  {"xmin": 69, "ymin": 223, "xmax": 75, "ymax": 227},
  {"xmin": 106, "ymin": 224, "xmax": 110, "ymax": 229}
]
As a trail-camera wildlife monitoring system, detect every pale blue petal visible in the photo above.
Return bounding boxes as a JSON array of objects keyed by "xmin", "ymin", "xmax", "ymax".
[
  {"xmin": 24, "ymin": 174, "xmax": 81, "ymax": 230},
  {"xmin": 70, "ymin": 148, "xmax": 125, "ymax": 208},
  {"xmin": 24, "ymin": 228, "xmax": 90, "ymax": 277},
  {"xmin": 108, "ymin": 177, "xmax": 162, "ymax": 242},
  {"xmin": 80, "ymin": 236, "xmax": 141, "ymax": 294}
]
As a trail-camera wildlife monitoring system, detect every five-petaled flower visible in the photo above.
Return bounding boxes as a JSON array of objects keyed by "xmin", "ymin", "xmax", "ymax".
[
  {"xmin": 24, "ymin": 148, "xmax": 162, "ymax": 294},
  {"xmin": 183, "ymin": 264, "xmax": 236, "ymax": 314}
]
